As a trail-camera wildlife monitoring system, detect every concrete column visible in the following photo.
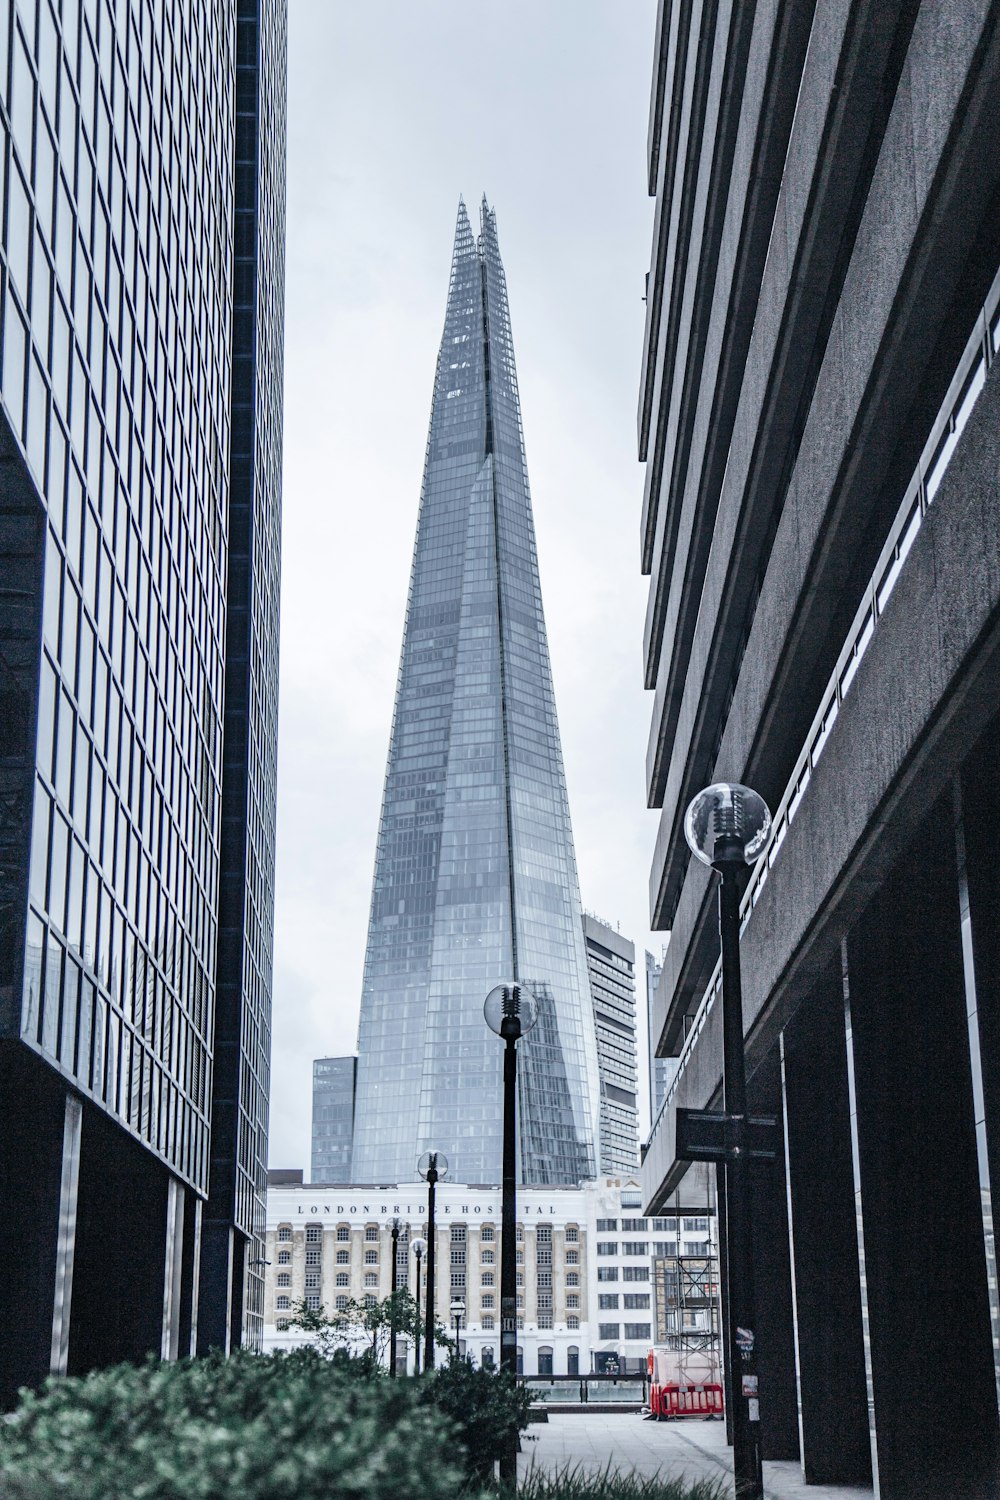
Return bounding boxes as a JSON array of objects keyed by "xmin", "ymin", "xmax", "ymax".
[
  {"xmin": 715, "ymin": 1164, "xmax": 734, "ymax": 1445},
  {"xmin": 67, "ymin": 1106, "xmax": 171, "ymax": 1374},
  {"xmin": 960, "ymin": 728, "xmax": 1000, "ymax": 1416},
  {"xmin": 49, "ymin": 1095, "xmax": 82, "ymax": 1375},
  {"xmin": 0, "ymin": 1048, "xmax": 79, "ymax": 1406},
  {"xmin": 197, "ymin": 1220, "xmax": 234, "ymax": 1354},
  {"xmin": 179, "ymin": 1194, "xmax": 202, "ymax": 1357},
  {"xmin": 746, "ymin": 1048, "xmax": 798, "ymax": 1462},
  {"xmin": 161, "ymin": 1178, "xmax": 185, "ymax": 1360},
  {"xmin": 781, "ymin": 963, "xmax": 870, "ymax": 1486},
  {"xmin": 844, "ymin": 801, "xmax": 999, "ymax": 1499}
]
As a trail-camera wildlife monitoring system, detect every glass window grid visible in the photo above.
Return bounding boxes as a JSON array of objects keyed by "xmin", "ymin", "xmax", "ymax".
[
  {"xmin": 351, "ymin": 203, "xmax": 601, "ymax": 1186},
  {"xmin": 4, "ymin": 0, "xmax": 237, "ymax": 1199}
]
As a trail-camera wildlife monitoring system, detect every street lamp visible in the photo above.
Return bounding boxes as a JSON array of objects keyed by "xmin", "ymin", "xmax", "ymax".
[
  {"xmin": 684, "ymin": 782, "xmax": 772, "ymax": 1500},
  {"xmin": 450, "ymin": 1298, "xmax": 465, "ymax": 1359},
  {"xmin": 484, "ymin": 981, "xmax": 538, "ymax": 1485},
  {"xmin": 410, "ymin": 1236, "xmax": 426, "ymax": 1375},
  {"xmin": 389, "ymin": 1217, "xmax": 402, "ymax": 1377},
  {"xmin": 417, "ymin": 1150, "xmax": 448, "ymax": 1372}
]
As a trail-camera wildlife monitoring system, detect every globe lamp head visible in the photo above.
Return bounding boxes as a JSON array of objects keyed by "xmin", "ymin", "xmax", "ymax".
[
  {"xmin": 417, "ymin": 1150, "xmax": 449, "ymax": 1181},
  {"xmin": 483, "ymin": 982, "xmax": 539, "ymax": 1040},
  {"xmin": 684, "ymin": 783, "xmax": 772, "ymax": 868}
]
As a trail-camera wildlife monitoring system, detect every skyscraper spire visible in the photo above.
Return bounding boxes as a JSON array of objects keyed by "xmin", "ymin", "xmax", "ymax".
[{"xmin": 351, "ymin": 202, "xmax": 600, "ymax": 1187}]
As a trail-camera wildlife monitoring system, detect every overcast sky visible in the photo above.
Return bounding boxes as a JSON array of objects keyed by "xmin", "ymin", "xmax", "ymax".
[{"xmin": 270, "ymin": 0, "xmax": 662, "ymax": 1172}]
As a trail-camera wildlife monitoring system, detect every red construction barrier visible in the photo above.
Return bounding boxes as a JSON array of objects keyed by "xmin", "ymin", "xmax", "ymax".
[{"xmin": 651, "ymin": 1383, "xmax": 724, "ymax": 1419}]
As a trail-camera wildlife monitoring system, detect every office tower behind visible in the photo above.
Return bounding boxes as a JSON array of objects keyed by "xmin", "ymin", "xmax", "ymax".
[
  {"xmin": 582, "ymin": 914, "xmax": 638, "ymax": 1173},
  {"xmin": 198, "ymin": 0, "xmax": 286, "ymax": 1359},
  {"xmin": 311, "ymin": 1056, "xmax": 357, "ymax": 1182},
  {"xmin": 351, "ymin": 199, "xmax": 601, "ymax": 1187},
  {"xmin": 0, "ymin": 0, "xmax": 285, "ymax": 1401}
]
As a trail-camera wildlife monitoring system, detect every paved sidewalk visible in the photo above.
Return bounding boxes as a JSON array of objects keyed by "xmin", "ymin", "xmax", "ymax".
[{"xmin": 518, "ymin": 1412, "xmax": 874, "ymax": 1499}]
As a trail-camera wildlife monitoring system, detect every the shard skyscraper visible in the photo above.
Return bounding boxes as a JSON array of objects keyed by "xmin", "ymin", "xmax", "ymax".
[{"xmin": 351, "ymin": 200, "xmax": 601, "ymax": 1187}]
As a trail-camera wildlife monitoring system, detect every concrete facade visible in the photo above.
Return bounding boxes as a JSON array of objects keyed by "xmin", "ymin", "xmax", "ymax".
[
  {"xmin": 263, "ymin": 1179, "xmax": 591, "ymax": 1376},
  {"xmin": 638, "ymin": 3, "xmax": 1000, "ymax": 1496},
  {"xmin": 262, "ymin": 1175, "xmax": 719, "ymax": 1377}
]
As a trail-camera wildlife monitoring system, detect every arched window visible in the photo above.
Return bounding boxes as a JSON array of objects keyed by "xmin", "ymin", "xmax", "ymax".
[
  {"xmin": 537, "ymin": 1345, "xmax": 553, "ymax": 1376},
  {"xmin": 567, "ymin": 1345, "xmax": 580, "ymax": 1377},
  {"xmin": 516, "ymin": 1345, "xmax": 523, "ymax": 1376},
  {"xmin": 481, "ymin": 1345, "xmax": 495, "ymax": 1368}
]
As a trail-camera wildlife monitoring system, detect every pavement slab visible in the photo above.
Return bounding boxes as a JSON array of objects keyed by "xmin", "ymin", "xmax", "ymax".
[{"xmin": 518, "ymin": 1412, "xmax": 874, "ymax": 1500}]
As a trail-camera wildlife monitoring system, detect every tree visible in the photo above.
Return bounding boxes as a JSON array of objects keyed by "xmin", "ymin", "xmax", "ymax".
[{"xmin": 288, "ymin": 1290, "xmax": 449, "ymax": 1370}]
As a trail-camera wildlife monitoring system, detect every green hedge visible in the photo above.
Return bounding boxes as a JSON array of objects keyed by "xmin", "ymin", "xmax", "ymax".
[
  {"xmin": 0, "ymin": 1349, "xmax": 725, "ymax": 1500},
  {"xmin": 420, "ymin": 1359, "xmax": 533, "ymax": 1482},
  {"xmin": 515, "ymin": 1468, "xmax": 726, "ymax": 1500},
  {"xmin": 0, "ymin": 1349, "xmax": 470, "ymax": 1500}
]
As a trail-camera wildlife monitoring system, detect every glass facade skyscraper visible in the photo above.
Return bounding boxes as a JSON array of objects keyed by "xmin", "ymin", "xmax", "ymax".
[
  {"xmin": 0, "ymin": 0, "xmax": 284, "ymax": 1399},
  {"xmin": 311, "ymin": 1055, "xmax": 357, "ymax": 1182},
  {"xmin": 351, "ymin": 199, "xmax": 601, "ymax": 1188}
]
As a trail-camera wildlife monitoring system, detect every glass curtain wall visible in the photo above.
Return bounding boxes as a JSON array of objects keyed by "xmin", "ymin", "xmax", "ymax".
[{"xmin": 351, "ymin": 199, "xmax": 600, "ymax": 1187}]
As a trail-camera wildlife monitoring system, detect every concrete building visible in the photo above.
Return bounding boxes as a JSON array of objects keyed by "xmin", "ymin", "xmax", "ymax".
[
  {"xmin": 263, "ymin": 1178, "xmax": 591, "ymax": 1376},
  {"xmin": 311, "ymin": 1057, "xmax": 357, "ymax": 1183},
  {"xmin": 644, "ymin": 950, "xmax": 672, "ymax": 1120},
  {"xmin": 0, "ymin": 0, "xmax": 285, "ymax": 1399},
  {"xmin": 263, "ymin": 1173, "xmax": 717, "ymax": 1378},
  {"xmin": 587, "ymin": 1175, "xmax": 714, "ymax": 1376},
  {"xmin": 582, "ymin": 915, "xmax": 639, "ymax": 1173},
  {"xmin": 638, "ymin": 3, "xmax": 1000, "ymax": 1496}
]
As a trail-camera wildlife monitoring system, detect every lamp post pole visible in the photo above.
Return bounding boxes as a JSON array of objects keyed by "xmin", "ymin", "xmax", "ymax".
[
  {"xmin": 411, "ymin": 1240, "xmax": 425, "ymax": 1376},
  {"xmin": 425, "ymin": 1159, "xmax": 438, "ymax": 1372},
  {"xmin": 417, "ymin": 1151, "xmax": 447, "ymax": 1373},
  {"xmin": 484, "ymin": 981, "xmax": 539, "ymax": 1487},
  {"xmin": 716, "ymin": 851, "xmax": 763, "ymax": 1499},
  {"xmin": 389, "ymin": 1217, "xmax": 401, "ymax": 1377},
  {"xmin": 500, "ymin": 1018, "xmax": 518, "ymax": 1378},
  {"xmin": 450, "ymin": 1299, "xmax": 465, "ymax": 1360},
  {"xmin": 679, "ymin": 783, "xmax": 773, "ymax": 1500}
]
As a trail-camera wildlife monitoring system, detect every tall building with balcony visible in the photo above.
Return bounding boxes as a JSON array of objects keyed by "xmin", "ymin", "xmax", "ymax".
[
  {"xmin": 638, "ymin": 3, "xmax": 1000, "ymax": 1494},
  {"xmin": 351, "ymin": 200, "xmax": 601, "ymax": 1187},
  {"xmin": 0, "ymin": 0, "xmax": 285, "ymax": 1399},
  {"xmin": 582, "ymin": 914, "xmax": 639, "ymax": 1173}
]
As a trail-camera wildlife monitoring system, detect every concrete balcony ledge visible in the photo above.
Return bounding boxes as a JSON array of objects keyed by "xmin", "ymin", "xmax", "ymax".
[{"xmin": 643, "ymin": 350, "xmax": 1000, "ymax": 1213}]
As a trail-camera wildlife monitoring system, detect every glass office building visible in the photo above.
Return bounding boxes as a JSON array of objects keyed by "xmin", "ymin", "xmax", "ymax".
[
  {"xmin": 311, "ymin": 1055, "xmax": 357, "ymax": 1182},
  {"xmin": 0, "ymin": 0, "xmax": 285, "ymax": 1399},
  {"xmin": 351, "ymin": 200, "xmax": 601, "ymax": 1188}
]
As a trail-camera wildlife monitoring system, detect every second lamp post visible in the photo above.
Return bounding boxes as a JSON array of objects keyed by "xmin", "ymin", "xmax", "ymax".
[
  {"xmin": 484, "ymin": 981, "xmax": 538, "ymax": 1485},
  {"xmin": 683, "ymin": 782, "xmax": 772, "ymax": 1500},
  {"xmin": 417, "ymin": 1150, "xmax": 448, "ymax": 1372}
]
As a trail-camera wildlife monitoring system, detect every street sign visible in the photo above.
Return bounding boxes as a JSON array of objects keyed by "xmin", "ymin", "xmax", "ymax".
[{"xmin": 675, "ymin": 1107, "xmax": 778, "ymax": 1163}]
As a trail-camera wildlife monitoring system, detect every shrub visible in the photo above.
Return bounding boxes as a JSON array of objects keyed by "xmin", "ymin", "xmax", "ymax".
[
  {"xmin": 0, "ymin": 1348, "xmax": 472, "ymax": 1500},
  {"xmin": 421, "ymin": 1358, "xmax": 533, "ymax": 1483},
  {"xmin": 513, "ymin": 1466, "xmax": 727, "ymax": 1500}
]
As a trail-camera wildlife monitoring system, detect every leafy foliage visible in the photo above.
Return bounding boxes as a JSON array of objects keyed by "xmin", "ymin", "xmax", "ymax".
[
  {"xmin": 421, "ymin": 1358, "xmax": 533, "ymax": 1483},
  {"xmin": 288, "ymin": 1289, "xmax": 444, "ymax": 1366},
  {"xmin": 0, "ymin": 1348, "xmax": 470, "ymax": 1500},
  {"xmin": 513, "ymin": 1467, "xmax": 727, "ymax": 1500}
]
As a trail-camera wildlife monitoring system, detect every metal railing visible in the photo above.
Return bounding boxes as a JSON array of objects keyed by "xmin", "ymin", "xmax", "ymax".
[
  {"xmin": 519, "ymin": 1373, "xmax": 649, "ymax": 1405},
  {"xmin": 654, "ymin": 262, "xmax": 1000, "ymax": 1131}
]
